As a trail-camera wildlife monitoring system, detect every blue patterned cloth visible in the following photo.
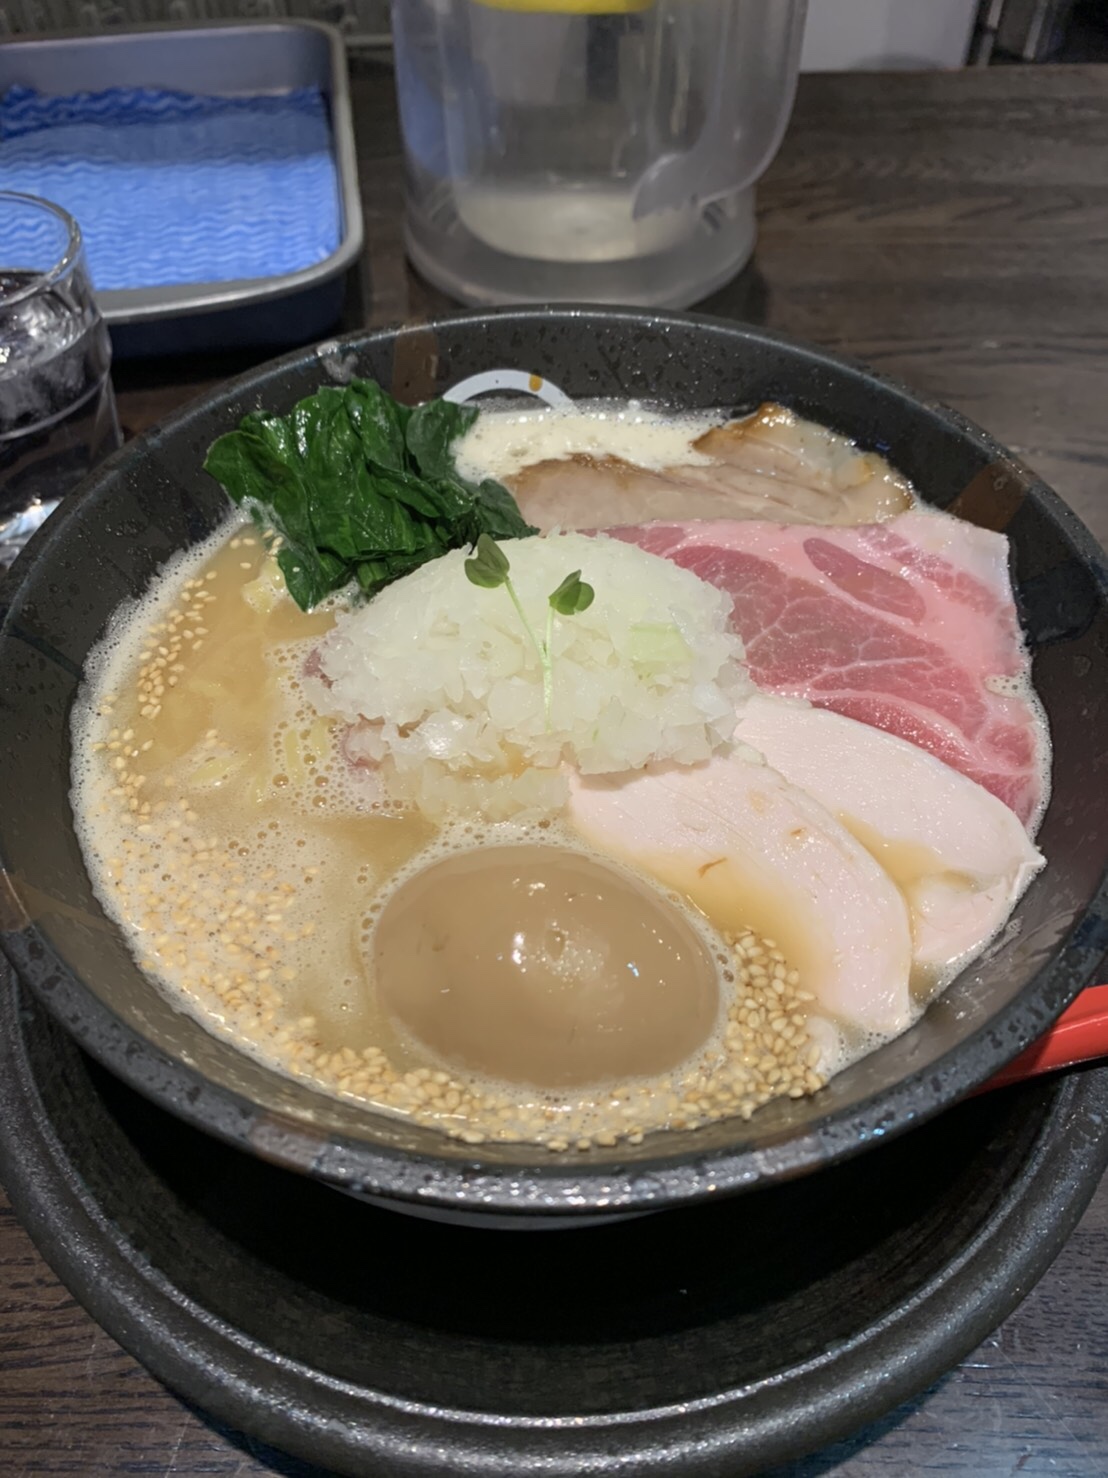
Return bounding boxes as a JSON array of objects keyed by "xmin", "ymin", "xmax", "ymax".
[{"xmin": 0, "ymin": 84, "xmax": 341, "ymax": 290}]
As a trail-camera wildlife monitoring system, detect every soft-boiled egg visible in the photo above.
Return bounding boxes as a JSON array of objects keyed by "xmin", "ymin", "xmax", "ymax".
[{"xmin": 373, "ymin": 843, "xmax": 723, "ymax": 1088}]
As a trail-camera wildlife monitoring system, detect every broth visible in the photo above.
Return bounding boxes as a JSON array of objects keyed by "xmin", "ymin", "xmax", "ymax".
[
  {"xmin": 72, "ymin": 522, "xmax": 827, "ymax": 1150},
  {"xmin": 70, "ymin": 394, "xmax": 1044, "ymax": 1153}
]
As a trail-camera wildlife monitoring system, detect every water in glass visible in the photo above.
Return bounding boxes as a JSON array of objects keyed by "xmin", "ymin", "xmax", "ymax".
[{"xmin": 0, "ymin": 193, "xmax": 121, "ymax": 570}]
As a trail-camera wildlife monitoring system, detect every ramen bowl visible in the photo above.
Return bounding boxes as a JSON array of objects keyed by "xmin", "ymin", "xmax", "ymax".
[{"xmin": 1, "ymin": 307, "xmax": 1106, "ymax": 1227}]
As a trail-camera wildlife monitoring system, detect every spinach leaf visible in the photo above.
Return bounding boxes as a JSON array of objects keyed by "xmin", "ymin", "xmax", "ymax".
[
  {"xmin": 203, "ymin": 378, "xmax": 537, "ymax": 611},
  {"xmin": 344, "ymin": 379, "xmax": 411, "ymax": 472},
  {"xmin": 470, "ymin": 477, "xmax": 538, "ymax": 542},
  {"xmin": 277, "ymin": 543, "xmax": 347, "ymax": 613},
  {"xmin": 405, "ymin": 398, "xmax": 477, "ymax": 482}
]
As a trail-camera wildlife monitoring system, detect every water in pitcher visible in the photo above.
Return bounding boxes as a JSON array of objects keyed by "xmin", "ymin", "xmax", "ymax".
[{"xmin": 392, "ymin": 0, "xmax": 806, "ymax": 306}]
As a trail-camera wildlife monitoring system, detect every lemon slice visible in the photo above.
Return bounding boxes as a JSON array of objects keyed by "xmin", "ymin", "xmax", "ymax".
[{"xmin": 473, "ymin": 0, "xmax": 651, "ymax": 13}]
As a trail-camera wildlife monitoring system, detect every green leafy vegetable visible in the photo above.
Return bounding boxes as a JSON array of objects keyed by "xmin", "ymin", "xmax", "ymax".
[
  {"xmin": 406, "ymin": 398, "xmax": 474, "ymax": 482},
  {"xmin": 203, "ymin": 379, "xmax": 537, "ymax": 611},
  {"xmin": 548, "ymin": 569, "xmax": 595, "ymax": 616},
  {"xmin": 463, "ymin": 531, "xmax": 512, "ymax": 589},
  {"xmin": 463, "ymin": 535, "xmax": 596, "ymax": 727}
]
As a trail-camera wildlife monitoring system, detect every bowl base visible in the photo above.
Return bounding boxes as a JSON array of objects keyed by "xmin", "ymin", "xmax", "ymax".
[{"xmin": 3, "ymin": 968, "xmax": 1107, "ymax": 1477}]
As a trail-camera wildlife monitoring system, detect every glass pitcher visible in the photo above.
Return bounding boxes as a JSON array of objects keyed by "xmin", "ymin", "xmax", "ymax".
[{"xmin": 392, "ymin": 0, "xmax": 807, "ymax": 307}]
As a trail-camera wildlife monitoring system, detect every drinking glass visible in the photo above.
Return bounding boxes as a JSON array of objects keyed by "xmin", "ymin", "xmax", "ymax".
[{"xmin": 0, "ymin": 191, "xmax": 122, "ymax": 570}]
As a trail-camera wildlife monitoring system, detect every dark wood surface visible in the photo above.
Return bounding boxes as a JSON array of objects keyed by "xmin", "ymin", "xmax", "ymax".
[{"xmin": 3, "ymin": 58, "xmax": 1108, "ymax": 1477}]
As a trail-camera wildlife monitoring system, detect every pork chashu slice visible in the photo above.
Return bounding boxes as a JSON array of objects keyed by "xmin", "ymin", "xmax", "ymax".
[{"xmin": 509, "ymin": 403, "xmax": 913, "ymax": 532}]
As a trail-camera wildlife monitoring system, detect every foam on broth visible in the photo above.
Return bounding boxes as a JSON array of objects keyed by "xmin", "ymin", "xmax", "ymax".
[
  {"xmin": 72, "ymin": 393, "xmax": 1030, "ymax": 1152},
  {"xmin": 71, "ymin": 519, "xmax": 834, "ymax": 1150}
]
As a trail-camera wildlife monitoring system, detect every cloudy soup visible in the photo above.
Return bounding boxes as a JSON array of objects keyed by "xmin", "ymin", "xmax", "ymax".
[{"xmin": 71, "ymin": 391, "xmax": 1049, "ymax": 1152}]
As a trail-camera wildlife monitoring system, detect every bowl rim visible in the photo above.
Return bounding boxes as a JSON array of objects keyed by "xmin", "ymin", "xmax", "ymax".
[{"xmin": 2, "ymin": 303, "xmax": 1107, "ymax": 1220}]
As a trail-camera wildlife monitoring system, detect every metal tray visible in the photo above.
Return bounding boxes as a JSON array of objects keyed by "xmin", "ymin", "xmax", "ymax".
[{"xmin": 0, "ymin": 21, "xmax": 364, "ymax": 356}]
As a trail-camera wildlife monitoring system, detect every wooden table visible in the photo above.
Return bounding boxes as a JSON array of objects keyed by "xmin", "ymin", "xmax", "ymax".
[{"xmin": 3, "ymin": 58, "xmax": 1108, "ymax": 1476}]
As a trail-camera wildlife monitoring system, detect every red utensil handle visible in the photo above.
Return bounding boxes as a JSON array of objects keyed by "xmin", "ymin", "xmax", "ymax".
[{"xmin": 983, "ymin": 984, "xmax": 1108, "ymax": 1091}]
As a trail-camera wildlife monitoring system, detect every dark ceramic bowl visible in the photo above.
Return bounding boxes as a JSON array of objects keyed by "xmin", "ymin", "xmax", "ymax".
[{"xmin": 1, "ymin": 307, "xmax": 1106, "ymax": 1226}]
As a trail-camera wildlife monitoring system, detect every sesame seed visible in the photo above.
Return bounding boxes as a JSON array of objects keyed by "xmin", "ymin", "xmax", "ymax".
[{"xmin": 82, "ymin": 529, "xmax": 830, "ymax": 1159}]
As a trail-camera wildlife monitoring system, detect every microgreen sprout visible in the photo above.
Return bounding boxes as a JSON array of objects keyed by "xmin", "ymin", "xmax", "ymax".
[{"xmin": 464, "ymin": 534, "xmax": 594, "ymax": 726}]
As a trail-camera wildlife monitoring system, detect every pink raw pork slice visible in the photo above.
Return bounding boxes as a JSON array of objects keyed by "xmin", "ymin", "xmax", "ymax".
[{"xmin": 609, "ymin": 509, "xmax": 1048, "ymax": 827}]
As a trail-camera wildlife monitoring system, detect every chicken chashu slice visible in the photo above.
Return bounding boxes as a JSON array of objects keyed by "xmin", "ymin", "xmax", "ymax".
[
  {"xmin": 509, "ymin": 403, "xmax": 913, "ymax": 532},
  {"xmin": 566, "ymin": 751, "xmax": 915, "ymax": 1041},
  {"xmin": 732, "ymin": 695, "xmax": 1044, "ymax": 974}
]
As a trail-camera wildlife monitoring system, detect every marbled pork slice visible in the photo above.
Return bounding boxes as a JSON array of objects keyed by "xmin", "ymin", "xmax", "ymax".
[{"xmin": 609, "ymin": 510, "xmax": 1047, "ymax": 827}]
